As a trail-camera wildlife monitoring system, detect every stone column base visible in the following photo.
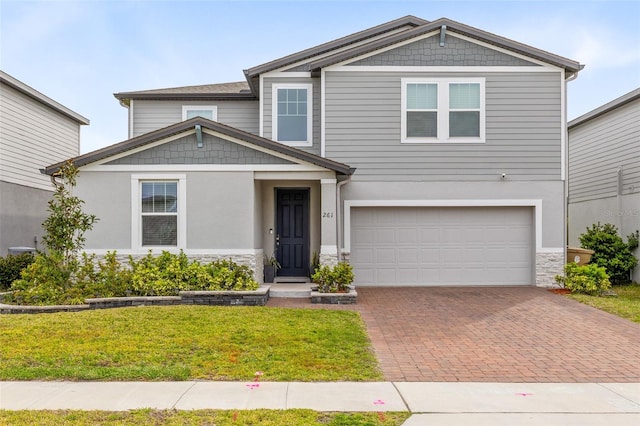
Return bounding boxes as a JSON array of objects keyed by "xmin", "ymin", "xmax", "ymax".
[{"xmin": 536, "ymin": 251, "xmax": 565, "ymax": 287}]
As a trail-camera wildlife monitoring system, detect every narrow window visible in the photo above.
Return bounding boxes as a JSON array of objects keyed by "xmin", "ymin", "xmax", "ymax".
[{"xmin": 272, "ymin": 84, "xmax": 313, "ymax": 146}]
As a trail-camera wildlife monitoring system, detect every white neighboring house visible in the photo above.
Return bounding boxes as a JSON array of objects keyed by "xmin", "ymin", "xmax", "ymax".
[
  {"xmin": 0, "ymin": 70, "xmax": 89, "ymax": 255},
  {"xmin": 568, "ymin": 88, "xmax": 640, "ymax": 282}
]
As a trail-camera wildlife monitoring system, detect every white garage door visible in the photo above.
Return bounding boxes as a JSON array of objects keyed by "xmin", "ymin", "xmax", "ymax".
[{"xmin": 350, "ymin": 207, "xmax": 533, "ymax": 286}]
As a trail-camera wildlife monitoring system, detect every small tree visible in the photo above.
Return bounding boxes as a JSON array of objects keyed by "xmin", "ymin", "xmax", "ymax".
[
  {"xmin": 579, "ymin": 223, "xmax": 638, "ymax": 285},
  {"xmin": 41, "ymin": 161, "xmax": 98, "ymax": 264}
]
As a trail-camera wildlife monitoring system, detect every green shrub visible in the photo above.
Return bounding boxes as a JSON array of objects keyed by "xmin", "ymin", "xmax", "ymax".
[
  {"xmin": 7, "ymin": 250, "xmax": 259, "ymax": 305},
  {"xmin": 555, "ymin": 262, "xmax": 611, "ymax": 295},
  {"xmin": 311, "ymin": 262, "xmax": 354, "ymax": 293},
  {"xmin": 205, "ymin": 259, "xmax": 258, "ymax": 291},
  {"xmin": 75, "ymin": 252, "xmax": 132, "ymax": 299},
  {"xmin": 9, "ymin": 251, "xmax": 75, "ymax": 305},
  {"xmin": 129, "ymin": 251, "xmax": 191, "ymax": 296},
  {"xmin": 0, "ymin": 252, "xmax": 35, "ymax": 290},
  {"xmin": 128, "ymin": 252, "xmax": 258, "ymax": 295},
  {"xmin": 579, "ymin": 223, "xmax": 639, "ymax": 285}
]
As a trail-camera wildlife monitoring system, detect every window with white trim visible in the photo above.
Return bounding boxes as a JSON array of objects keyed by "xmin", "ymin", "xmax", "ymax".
[
  {"xmin": 272, "ymin": 83, "xmax": 313, "ymax": 146},
  {"xmin": 132, "ymin": 175, "xmax": 187, "ymax": 249},
  {"xmin": 401, "ymin": 78, "xmax": 485, "ymax": 143},
  {"xmin": 141, "ymin": 181, "xmax": 178, "ymax": 246},
  {"xmin": 182, "ymin": 105, "xmax": 217, "ymax": 121}
]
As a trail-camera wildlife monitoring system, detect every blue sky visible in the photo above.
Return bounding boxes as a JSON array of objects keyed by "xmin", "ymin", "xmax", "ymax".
[{"xmin": 2, "ymin": 0, "xmax": 639, "ymax": 153}]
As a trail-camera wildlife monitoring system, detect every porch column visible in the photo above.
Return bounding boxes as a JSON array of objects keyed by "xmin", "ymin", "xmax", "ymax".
[{"xmin": 320, "ymin": 179, "xmax": 338, "ymax": 266}]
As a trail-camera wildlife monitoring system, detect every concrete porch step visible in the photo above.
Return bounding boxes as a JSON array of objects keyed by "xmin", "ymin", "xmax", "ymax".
[
  {"xmin": 273, "ymin": 276, "xmax": 310, "ymax": 283},
  {"xmin": 268, "ymin": 283, "xmax": 313, "ymax": 298}
]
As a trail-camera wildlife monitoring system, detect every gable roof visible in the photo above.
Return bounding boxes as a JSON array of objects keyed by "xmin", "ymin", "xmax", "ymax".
[
  {"xmin": 305, "ymin": 18, "xmax": 584, "ymax": 73},
  {"xmin": 113, "ymin": 16, "xmax": 582, "ymax": 103},
  {"xmin": 42, "ymin": 117, "xmax": 354, "ymax": 176},
  {"xmin": 0, "ymin": 70, "xmax": 90, "ymax": 125},
  {"xmin": 568, "ymin": 88, "xmax": 640, "ymax": 129},
  {"xmin": 114, "ymin": 81, "xmax": 254, "ymax": 106},
  {"xmin": 243, "ymin": 15, "xmax": 428, "ymax": 93}
]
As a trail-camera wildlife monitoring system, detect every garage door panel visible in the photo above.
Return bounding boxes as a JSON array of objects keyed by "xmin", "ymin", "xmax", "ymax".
[
  {"xmin": 351, "ymin": 207, "xmax": 533, "ymax": 286},
  {"xmin": 352, "ymin": 247, "xmax": 375, "ymax": 264},
  {"xmin": 398, "ymin": 248, "xmax": 419, "ymax": 263},
  {"xmin": 398, "ymin": 229, "xmax": 419, "ymax": 244},
  {"xmin": 420, "ymin": 248, "xmax": 440, "ymax": 263},
  {"xmin": 376, "ymin": 228, "xmax": 396, "ymax": 244},
  {"xmin": 398, "ymin": 269, "xmax": 419, "ymax": 283},
  {"xmin": 376, "ymin": 248, "xmax": 397, "ymax": 264},
  {"xmin": 353, "ymin": 229, "xmax": 374, "ymax": 244}
]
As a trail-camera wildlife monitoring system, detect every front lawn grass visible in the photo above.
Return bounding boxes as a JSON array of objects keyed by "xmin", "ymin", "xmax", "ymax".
[
  {"xmin": 0, "ymin": 306, "xmax": 382, "ymax": 381},
  {"xmin": 568, "ymin": 283, "xmax": 640, "ymax": 323},
  {"xmin": 0, "ymin": 409, "xmax": 410, "ymax": 426}
]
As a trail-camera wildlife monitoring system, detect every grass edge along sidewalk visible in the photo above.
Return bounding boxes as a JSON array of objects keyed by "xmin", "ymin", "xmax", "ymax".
[{"xmin": 0, "ymin": 305, "xmax": 383, "ymax": 382}]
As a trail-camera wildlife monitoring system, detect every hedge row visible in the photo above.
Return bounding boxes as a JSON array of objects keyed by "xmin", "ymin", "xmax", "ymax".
[{"xmin": 5, "ymin": 251, "xmax": 258, "ymax": 306}]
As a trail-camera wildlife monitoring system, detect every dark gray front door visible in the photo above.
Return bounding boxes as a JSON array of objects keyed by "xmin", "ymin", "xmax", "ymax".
[{"xmin": 276, "ymin": 189, "xmax": 309, "ymax": 276}]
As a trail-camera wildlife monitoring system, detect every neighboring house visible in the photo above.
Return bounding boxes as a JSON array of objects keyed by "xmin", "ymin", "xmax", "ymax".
[
  {"xmin": 568, "ymin": 88, "xmax": 640, "ymax": 282},
  {"xmin": 0, "ymin": 71, "xmax": 89, "ymax": 255},
  {"xmin": 44, "ymin": 16, "xmax": 583, "ymax": 286}
]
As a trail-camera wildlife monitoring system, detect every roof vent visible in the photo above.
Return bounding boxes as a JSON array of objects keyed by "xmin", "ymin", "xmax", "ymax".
[{"xmin": 439, "ymin": 25, "xmax": 447, "ymax": 47}]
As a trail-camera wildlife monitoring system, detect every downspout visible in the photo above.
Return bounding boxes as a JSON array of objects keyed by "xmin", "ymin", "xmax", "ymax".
[
  {"xmin": 335, "ymin": 174, "xmax": 352, "ymax": 262},
  {"xmin": 50, "ymin": 170, "xmax": 64, "ymax": 190}
]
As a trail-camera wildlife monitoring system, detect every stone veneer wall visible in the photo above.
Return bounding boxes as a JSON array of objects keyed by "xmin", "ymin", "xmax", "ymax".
[
  {"xmin": 535, "ymin": 251, "xmax": 565, "ymax": 287},
  {"xmin": 319, "ymin": 252, "xmax": 339, "ymax": 267}
]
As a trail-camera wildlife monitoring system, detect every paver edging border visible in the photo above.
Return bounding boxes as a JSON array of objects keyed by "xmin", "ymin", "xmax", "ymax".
[{"xmin": 0, "ymin": 286, "xmax": 271, "ymax": 314}]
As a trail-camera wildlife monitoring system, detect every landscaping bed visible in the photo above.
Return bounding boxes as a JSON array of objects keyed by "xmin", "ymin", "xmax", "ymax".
[{"xmin": 1, "ymin": 287, "xmax": 271, "ymax": 314}]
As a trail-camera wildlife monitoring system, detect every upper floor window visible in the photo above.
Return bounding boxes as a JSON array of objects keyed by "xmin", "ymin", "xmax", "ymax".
[
  {"xmin": 182, "ymin": 105, "xmax": 218, "ymax": 121},
  {"xmin": 401, "ymin": 78, "xmax": 485, "ymax": 143},
  {"xmin": 272, "ymin": 83, "xmax": 313, "ymax": 146}
]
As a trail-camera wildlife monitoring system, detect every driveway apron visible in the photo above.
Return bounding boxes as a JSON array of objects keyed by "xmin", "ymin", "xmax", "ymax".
[{"xmin": 268, "ymin": 287, "xmax": 640, "ymax": 382}]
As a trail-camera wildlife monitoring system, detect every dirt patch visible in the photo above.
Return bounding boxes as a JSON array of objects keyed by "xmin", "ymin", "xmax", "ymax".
[{"xmin": 548, "ymin": 288, "xmax": 572, "ymax": 295}]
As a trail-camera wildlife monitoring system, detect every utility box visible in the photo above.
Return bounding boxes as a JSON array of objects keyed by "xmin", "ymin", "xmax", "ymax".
[{"xmin": 8, "ymin": 247, "xmax": 36, "ymax": 255}]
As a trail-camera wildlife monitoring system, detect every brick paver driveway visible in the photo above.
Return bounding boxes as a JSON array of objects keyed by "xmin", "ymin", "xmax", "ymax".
[{"xmin": 268, "ymin": 287, "xmax": 640, "ymax": 382}]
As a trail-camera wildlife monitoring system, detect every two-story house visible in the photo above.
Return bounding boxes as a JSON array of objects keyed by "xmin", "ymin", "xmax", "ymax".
[
  {"xmin": 1, "ymin": 71, "xmax": 89, "ymax": 255},
  {"xmin": 44, "ymin": 16, "xmax": 582, "ymax": 286}
]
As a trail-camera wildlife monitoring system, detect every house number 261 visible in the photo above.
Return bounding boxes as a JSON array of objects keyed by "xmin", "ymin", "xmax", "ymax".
[{"xmin": 322, "ymin": 212, "xmax": 334, "ymax": 218}]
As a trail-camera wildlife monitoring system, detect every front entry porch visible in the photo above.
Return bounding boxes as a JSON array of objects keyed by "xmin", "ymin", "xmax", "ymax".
[{"xmin": 255, "ymin": 173, "xmax": 341, "ymax": 285}]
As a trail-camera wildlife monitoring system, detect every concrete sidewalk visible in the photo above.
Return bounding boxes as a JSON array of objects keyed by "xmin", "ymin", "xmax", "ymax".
[{"xmin": 1, "ymin": 381, "xmax": 639, "ymax": 425}]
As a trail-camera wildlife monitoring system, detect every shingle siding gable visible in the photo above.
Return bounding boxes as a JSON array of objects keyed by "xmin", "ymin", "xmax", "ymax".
[
  {"xmin": 106, "ymin": 133, "xmax": 294, "ymax": 165},
  {"xmin": 349, "ymin": 34, "xmax": 538, "ymax": 67}
]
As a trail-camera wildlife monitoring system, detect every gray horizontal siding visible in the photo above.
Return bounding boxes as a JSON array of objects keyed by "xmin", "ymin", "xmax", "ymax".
[
  {"xmin": 0, "ymin": 83, "xmax": 80, "ymax": 191},
  {"xmin": 324, "ymin": 71, "xmax": 562, "ymax": 181},
  {"xmin": 262, "ymin": 77, "xmax": 321, "ymax": 156},
  {"xmin": 569, "ymin": 99, "xmax": 640, "ymax": 203},
  {"xmin": 132, "ymin": 100, "xmax": 259, "ymax": 137}
]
